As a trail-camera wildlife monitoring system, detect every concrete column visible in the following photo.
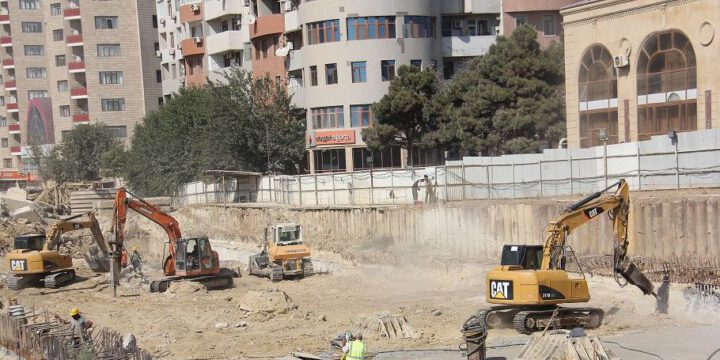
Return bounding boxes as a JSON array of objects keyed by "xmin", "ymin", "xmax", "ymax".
[
  {"xmin": 308, "ymin": 149, "xmax": 315, "ymax": 174},
  {"xmin": 345, "ymin": 147, "xmax": 354, "ymax": 172}
]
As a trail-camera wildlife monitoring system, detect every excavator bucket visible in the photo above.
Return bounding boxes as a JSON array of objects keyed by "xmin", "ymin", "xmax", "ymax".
[
  {"xmin": 617, "ymin": 261, "xmax": 655, "ymax": 296},
  {"xmin": 84, "ymin": 243, "xmax": 111, "ymax": 272},
  {"xmin": 518, "ymin": 330, "xmax": 621, "ymax": 360}
]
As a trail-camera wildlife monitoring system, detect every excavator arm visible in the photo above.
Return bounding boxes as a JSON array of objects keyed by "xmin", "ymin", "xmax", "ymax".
[
  {"xmin": 43, "ymin": 211, "xmax": 111, "ymax": 272},
  {"xmin": 541, "ymin": 179, "xmax": 655, "ymax": 296},
  {"xmin": 111, "ymin": 187, "xmax": 182, "ymax": 275}
]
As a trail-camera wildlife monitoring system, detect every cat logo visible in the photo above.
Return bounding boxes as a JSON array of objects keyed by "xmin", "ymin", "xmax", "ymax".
[
  {"xmin": 10, "ymin": 259, "xmax": 27, "ymax": 272},
  {"xmin": 490, "ymin": 280, "xmax": 513, "ymax": 300},
  {"xmin": 583, "ymin": 207, "xmax": 605, "ymax": 219}
]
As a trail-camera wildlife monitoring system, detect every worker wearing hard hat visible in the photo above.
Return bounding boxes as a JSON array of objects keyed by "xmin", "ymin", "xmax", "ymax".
[
  {"xmin": 67, "ymin": 307, "xmax": 94, "ymax": 345},
  {"xmin": 130, "ymin": 246, "xmax": 143, "ymax": 274},
  {"xmin": 345, "ymin": 333, "xmax": 367, "ymax": 360}
]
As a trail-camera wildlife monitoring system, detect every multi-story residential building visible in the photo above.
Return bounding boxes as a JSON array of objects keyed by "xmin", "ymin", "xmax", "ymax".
[
  {"xmin": 159, "ymin": 0, "xmax": 575, "ymax": 174},
  {"xmin": 0, "ymin": 0, "xmax": 161, "ymax": 177},
  {"xmin": 502, "ymin": 0, "xmax": 576, "ymax": 48}
]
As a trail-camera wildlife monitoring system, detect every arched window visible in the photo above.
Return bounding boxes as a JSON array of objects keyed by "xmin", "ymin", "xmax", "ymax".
[
  {"xmin": 637, "ymin": 30, "xmax": 697, "ymax": 141},
  {"xmin": 578, "ymin": 45, "xmax": 618, "ymax": 147}
]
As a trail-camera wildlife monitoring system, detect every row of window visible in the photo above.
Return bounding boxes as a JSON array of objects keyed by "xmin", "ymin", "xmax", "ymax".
[
  {"xmin": 311, "ymin": 104, "xmax": 375, "ymax": 129},
  {"xmin": 14, "ymin": 68, "xmax": 124, "ymax": 84},
  {"xmin": 307, "ymin": 16, "xmax": 436, "ymax": 45},
  {"xmin": 308, "ymin": 59, "xmax": 429, "ymax": 87},
  {"xmin": 313, "ymin": 147, "xmax": 403, "ymax": 173}
]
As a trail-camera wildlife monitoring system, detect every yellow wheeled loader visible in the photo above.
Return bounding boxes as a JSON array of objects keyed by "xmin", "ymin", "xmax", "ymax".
[{"xmin": 248, "ymin": 223, "xmax": 313, "ymax": 281}]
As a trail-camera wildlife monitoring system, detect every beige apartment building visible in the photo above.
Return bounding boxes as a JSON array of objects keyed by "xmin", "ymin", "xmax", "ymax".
[
  {"xmin": 562, "ymin": 0, "xmax": 720, "ymax": 148},
  {"xmin": 0, "ymin": 0, "xmax": 161, "ymax": 178},
  {"xmin": 159, "ymin": 0, "xmax": 572, "ymax": 173}
]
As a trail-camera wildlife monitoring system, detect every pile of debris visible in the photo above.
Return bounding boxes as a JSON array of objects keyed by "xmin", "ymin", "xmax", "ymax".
[
  {"xmin": 348, "ymin": 311, "xmax": 417, "ymax": 339},
  {"xmin": 518, "ymin": 329, "xmax": 620, "ymax": 360}
]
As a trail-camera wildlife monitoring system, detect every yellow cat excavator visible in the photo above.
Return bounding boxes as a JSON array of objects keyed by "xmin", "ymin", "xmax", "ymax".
[
  {"xmin": 6, "ymin": 212, "xmax": 110, "ymax": 290},
  {"xmin": 482, "ymin": 179, "xmax": 657, "ymax": 334}
]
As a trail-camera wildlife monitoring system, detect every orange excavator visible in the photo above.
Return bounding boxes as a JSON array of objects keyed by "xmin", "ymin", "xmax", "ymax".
[{"xmin": 111, "ymin": 188, "xmax": 238, "ymax": 293}]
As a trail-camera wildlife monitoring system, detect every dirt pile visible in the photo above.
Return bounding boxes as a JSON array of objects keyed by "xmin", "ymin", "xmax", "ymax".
[
  {"xmin": 239, "ymin": 289, "xmax": 295, "ymax": 314},
  {"xmin": 164, "ymin": 281, "xmax": 207, "ymax": 296}
]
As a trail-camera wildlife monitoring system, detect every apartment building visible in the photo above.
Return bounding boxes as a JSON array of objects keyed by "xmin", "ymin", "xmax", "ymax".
[
  {"xmin": 0, "ymin": 0, "xmax": 161, "ymax": 176},
  {"xmin": 502, "ymin": 0, "xmax": 576, "ymax": 48},
  {"xmin": 158, "ymin": 0, "xmax": 574, "ymax": 174}
]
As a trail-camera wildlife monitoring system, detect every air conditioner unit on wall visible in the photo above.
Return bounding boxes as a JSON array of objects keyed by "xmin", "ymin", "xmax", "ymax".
[
  {"xmin": 160, "ymin": 18, "xmax": 166, "ymax": 25},
  {"xmin": 190, "ymin": 3, "xmax": 199, "ymax": 11},
  {"xmin": 193, "ymin": 36, "xmax": 202, "ymax": 44},
  {"xmin": 614, "ymin": 55, "xmax": 629, "ymax": 68},
  {"xmin": 169, "ymin": 48, "xmax": 175, "ymax": 55},
  {"xmin": 283, "ymin": 0, "xmax": 293, "ymax": 12},
  {"xmin": 156, "ymin": 50, "xmax": 162, "ymax": 57},
  {"xmin": 452, "ymin": 20, "xmax": 463, "ymax": 29}
]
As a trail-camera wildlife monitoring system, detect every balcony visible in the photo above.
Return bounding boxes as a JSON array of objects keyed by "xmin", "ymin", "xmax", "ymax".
[
  {"xmin": 287, "ymin": 49, "xmax": 302, "ymax": 71},
  {"xmin": 0, "ymin": 14, "xmax": 9, "ymax": 25},
  {"xmin": 204, "ymin": 0, "xmax": 243, "ymax": 21},
  {"xmin": 6, "ymin": 102, "xmax": 17, "ymax": 112},
  {"xmin": 284, "ymin": 10, "xmax": 300, "ymax": 33},
  {"xmin": 7, "ymin": 123, "xmax": 18, "ymax": 134},
  {"xmin": 9, "ymin": 146, "xmax": 20, "ymax": 156},
  {"xmin": 70, "ymin": 87, "xmax": 88, "ymax": 99},
  {"xmin": 3, "ymin": 80, "xmax": 14, "ymax": 90},
  {"xmin": 206, "ymin": 31, "xmax": 244, "ymax": 55},
  {"xmin": 180, "ymin": 37, "xmax": 205, "ymax": 57},
  {"xmin": 179, "ymin": 3, "xmax": 203, "ymax": 23},
  {"xmin": 68, "ymin": 61, "xmax": 85, "ymax": 73},
  {"xmin": 2, "ymin": 58, "xmax": 13, "ymax": 69},
  {"xmin": 249, "ymin": 14, "xmax": 284, "ymax": 40},
  {"xmin": 64, "ymin": 7, "xmax": 80, "ymax": 20},
  {"xmin": 441, "ymin": 35, "xmax": 496, "ymax": 57},
  {"xmin": 66, "ymin": 34, "xmax": 83, "ymax": 47},
  {"xmin": 0, "ymin": 36, "xmax": 11, "ymax": 47},
  {"xmin": 72, "ymin": 113, "xmax": 89, "ymax": 123},
  {"xmin": 288, "ymin": 85, "xmax": 304, "ymax": 108}
]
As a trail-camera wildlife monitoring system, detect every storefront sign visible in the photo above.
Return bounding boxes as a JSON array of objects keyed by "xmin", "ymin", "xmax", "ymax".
[{"xmin": 309, "ymin": 130, "xmax": 356, "ymax": 146}]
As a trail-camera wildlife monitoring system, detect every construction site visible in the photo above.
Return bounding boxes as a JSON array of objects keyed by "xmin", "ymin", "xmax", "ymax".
[{"xmin": 0, "ymin": 179, "xmax": 715, "ymax": 360}]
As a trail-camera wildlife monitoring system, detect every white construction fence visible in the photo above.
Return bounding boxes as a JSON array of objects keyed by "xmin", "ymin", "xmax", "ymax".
[{"xmin": 173, "ymin": 129, "xmax": 720, "ymax": 206}]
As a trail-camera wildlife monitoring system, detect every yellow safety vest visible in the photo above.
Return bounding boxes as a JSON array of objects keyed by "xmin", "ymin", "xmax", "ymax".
[{"xmin": 347, "ymin": 340, "xmax": 366, "ymax": 360}]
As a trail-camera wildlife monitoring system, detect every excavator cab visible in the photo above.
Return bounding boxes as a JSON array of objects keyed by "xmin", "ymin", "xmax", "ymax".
[
  {"xmin": 500, "ymin": 245, "xmax": 543, "ymax": 270},
  {"xmin": 174, "ymin": 237, "xmax": 215, "ymax": 275},
  {"xmin": 14, "ymin": 234, "xmax": 46, "ymax": 251},
  {"xmin": 274, "ymin": 224, "xmax": 303, "ymax": 245}
]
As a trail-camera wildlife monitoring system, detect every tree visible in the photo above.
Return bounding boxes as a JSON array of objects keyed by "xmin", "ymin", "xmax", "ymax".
[
  {"xmin": 42, "ymin": 123, "xmax": 119, "ymax": 183},
  {"xmin": 432, "ymin": 25, "xmax": 566, "ymax": 156},
  {"xmin": 125, "ymin": 67, "xmax": 306, "ymax": 196},
  {"xmin": 361, "ymin": 65, "xmax": 440, "ymax": 166},
  {"xmin": 100, "ymin": 143, "xmax": 127, "ymax": 179}
]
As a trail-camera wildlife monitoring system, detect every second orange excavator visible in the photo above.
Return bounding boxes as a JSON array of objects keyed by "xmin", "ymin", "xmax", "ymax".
[{"xmin": 112, "ymin": 188, "xmax": 238, "ymax": 293}]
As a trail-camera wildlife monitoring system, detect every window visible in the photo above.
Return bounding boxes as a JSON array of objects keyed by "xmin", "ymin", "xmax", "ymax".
[
  {"xmin": 57, "ymin": 80, "xmax": 68, "ymax": 92},
  {"xmin": 97, "ymin": 44, "xmax": 121, "ymax": 57},
  {"xmin": 311, "ymin": 106, "xmax": 344, "ymax": 129},
  {"xmin": 53, "ymin": 29, "xmax": 64, "ymax": 41},
  {"xmin": 411, "ymin": 59, "xmax": 422, "ymax": 68},
  {"xmin": 108, "ymin": 126, "xmax": 127, "ymax": 138},
  {"xmin": 19, "ymin": 0, "xmax": 39, "ymax": 10},
  {"xmin": 515, "ymin": 15, "xmax": 527, "ymax": 27},
  {"xmin": 347, "ymin": 16, "xmax": 396, "ymax": 40},
  {"xmin": 99, "ymin": 71, "xmax": 123, "ymax": 84},
  {"xmin": 325, "ymin": 63, "xmax": 338, "ymax": 85},
  {"xmin": 156, "ymin": 70, "xmax": 162, "ymax": 83},
  {"xmin": 307, "ymin": 20, "xmax": 340, "ymax": 45},
  {"xmin": 543, "ymin": 15, "xmax": 556, "ymax": 36},
  {"xmin": 381, "ymin": 60, "xmax": 395, "ymax": 81},
  {"xmin": 61, "ymin": 130, "xmax": 72, "ymax": 140},
  {"xmin": 95, "ymin": 16, "xmax": 119, "ymax": 29},
  {"xmin": 351, "ymin": 105, "xmax": 374, "ymax": 127},
  {"xmin": 313, "ymin": 148, "xmax": 346, "ymax": 173},
  {"xmin": 55, "ymin": 55, "xmax": 66, "ymax": 66},
  {"xmin": 21, "ymin": 22, "xmax": 42, "ymax": 33},
  {"xmin": 3, "ymin": 159, "xmax": 11, "ymax": 168},
  {"xmin": 0, "ymin": 98, "xmax": 4, "ymax": 106},
  {"xmin": 353, "ymin": 147, "xmax": 401, "ymax": 170},
  {"xmin": 578, "ymin": 45, "xmax": 618, "ymax": 148},
  {"xmin": 24, "ymin": 45, "xmax": 44, "ymax": 56},
  {"xmin": 478, "ymin": 20, "xmax": 490, "ymax": 35},
  {"xmin": 154, "ymin": 42, "xmax": 160, "ymax": 52},
  {"xmin": 467, "ymin": 19, "xmax": 477, "ymax": 36},
  {"xmin": 351, "ymin": 62, "xmax": 367, "ymax": 83},
  {"xmin": 27, "ymin": 90, "xmax": 48, "ymax": 99},
  {"xmin": 59, "ymin": 105, "xmax": 70, "ymax": 117},
  {"xmin": 26, "ymin": 67, "xmax": 46, "ymax": 79},
  {"xmin": 310, "ymin": 66, "xmax": 318, "ymax": 86},
  {"xmin": 152, "ymin": 15, "xmax": 158, "ymax": 28},
  {"xmin": 0, "ymin": 138, "xmax": 7, "ymax": 148},
  {"xmin": 158, "ymin": 97, "xmax": 164, "ymax": 106},
  {"xmin": 101, "ymin": 98, "xmax": 125, "ymax": 111},
  {"xmin": 443, "ymin": 61, "xmax": 454, "ymax": 80},
  {"xmin": 636, "ymin": 30, "xmax": 698, "ymax": 141},
  {"xmin": 50, "ymin": 3, "xmax": 62, "ymax": 16},
  {"xmin": 403, "ymin": 16, "xmax": 436, "ymax": 38}
]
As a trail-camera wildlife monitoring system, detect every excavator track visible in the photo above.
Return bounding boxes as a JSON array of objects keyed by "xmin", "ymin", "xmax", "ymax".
[
  {"xmin": 6, "ymin": 274, "xmax": 42, "ymax": 290},
  {"xmin": 480, "ymin": 306, "xmax": 604, "ymax": 334},
  {"xmin": 44, "ymin": 270, "xmax": 76, "ymax": 289},
  {"xmin": 150, "ymin": 268, "xmax": 238, "ymax": 293},
  {"xmin": 302, "ymin": 259, "xmax": 313, "ymax": 277}
]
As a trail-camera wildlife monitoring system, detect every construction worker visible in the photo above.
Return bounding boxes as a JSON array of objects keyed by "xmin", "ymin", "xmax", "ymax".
[
  {"xmin": 340, "ymin": 332, "xmax": 354, "ymax": 359},
  {"xmin": 7, "ymin": 298, "xmax": 26, "ymax": 324},
  {"xmin": 345, "ymin": 333, "xmax": 367, "ymax": 360},
  {"xmin": 130, "ymin": 246, "xmax": 142, "ymax": 273},
  {"xmin": 61, "ymin": 308, "xmax": 94, "ymax": 345}
]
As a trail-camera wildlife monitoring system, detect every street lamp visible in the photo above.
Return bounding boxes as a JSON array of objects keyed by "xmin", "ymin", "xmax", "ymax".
[
  {"xmin": 669, "ymin": 130, "xmax": 679, "ymax": 188},
  {"xmin": 598, "ymin": 129, "xmax": 609, "ymax": 188}
]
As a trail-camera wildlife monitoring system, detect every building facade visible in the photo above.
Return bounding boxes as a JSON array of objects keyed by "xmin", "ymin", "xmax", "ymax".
[
  {"xmin": 0, "ymin": 0, "xmax": 161, "ymax": 176},
  {"xmin": 502, "ymin": 0, "xmax": 575, "ymax": 48},
  {"xmin": 562, "ymin": 0, "xmax": 719, "ymax": 148}
]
